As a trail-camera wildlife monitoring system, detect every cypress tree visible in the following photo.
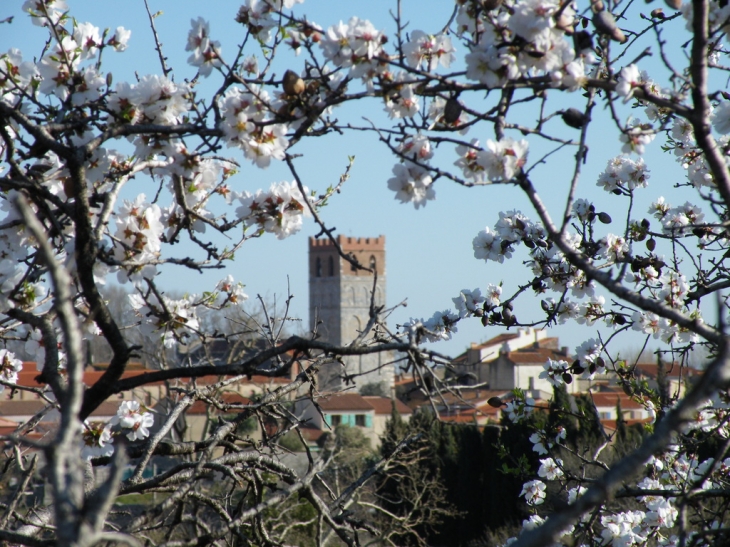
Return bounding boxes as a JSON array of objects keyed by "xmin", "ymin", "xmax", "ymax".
[
  {"xmin": 380, "ymin": 399, "xmax": 407, "ymax": 458},
  {"xmin": 547, "ymin": 384, "xmax": 578, "ymax": 443},
  {"xmin": 574, "ymin": 394, "xmax": 606, "ymax": 449},
  {"xmin": 615, "ymin": 397, "xmax": 628, "ymax": 443}
]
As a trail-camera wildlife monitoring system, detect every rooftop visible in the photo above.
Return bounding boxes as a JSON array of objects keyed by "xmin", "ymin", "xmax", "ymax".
[
  {"xmin": 590, "ymin": 391, "xmax": 645, "ymax": 410},
  {"xmin": 362, "ymin": 396, "xmax": 412, "ymax": 415},
  {"xmin": 318, "ymin": 392, "xmax": 375, "ymax": 412},
  {"xmin": 505, "ymin": 346, "xmax": 569, "ymax": 364},
  {"xmin": 471, "ymin": 332, "xmax": 519, "ymax": 349}
]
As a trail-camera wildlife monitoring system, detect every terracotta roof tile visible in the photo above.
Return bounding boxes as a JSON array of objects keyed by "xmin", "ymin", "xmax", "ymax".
[
  {"xmin": 15, "ymin": 366, "xmax": 290, "ymax": 390},
  {"xmin": 590, "ymin": 392, "xmax": 645, "ymax": 409},
  {"xmin": 362, "ymin": 396, "xmax": 412, "ymax": 415},
  {"xmin": 187, "ymin": 393, "xmax": 252, "ymax": 415},
  {"xmin": 472, "ymin": 332, "xmax": 519, "ymax": 349},
  {"xmin": 88, "ymin": 401, "xmax": 122, "ymax": 418},
  {"xmin": 506, "ymin": 347, "xmax": 569, "ymax": 364},
  {"xmin": 634, "ymin": 363, "xmax": 698, "ymax": 379},
  {"xmin": 318, "ymin": 393, "xmax": 374, "ymax": 412},
  {"xmin": 0, "ymin": 400, "xmax": 50, "ymax": 416}
]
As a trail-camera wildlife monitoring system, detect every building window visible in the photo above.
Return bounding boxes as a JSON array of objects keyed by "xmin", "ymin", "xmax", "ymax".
[
  {"xmin": 528, "ymin": 377, "xmax": 535, "ymax": 390},
  {"xmin": 599, "ymin": 411, "xmax": 612, "ymax": 420},
  {"xmin": 355, "ymin": 414, "xmax": 367, "ymax": 427},
  {"xmin": 315, "ymin": 257, "xmax": 322, "ymax": 277},
  {"xmin": 369, "ymin": 255, "xmax": 376, "ymax": 271},
  {"xmin": 350, "ymin": 259, "xmax": 357, "ymax": 272},
  {"xmin": 329, "ymin": 414, "xmax": 342, "ymax": 427},
  {"xmin": 328, "ymin": 256, "xmax": 334, "ymax": 276}
]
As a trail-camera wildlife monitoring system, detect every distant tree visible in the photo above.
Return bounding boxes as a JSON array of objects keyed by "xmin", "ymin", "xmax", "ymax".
[{"xmin": 359, "ymin": 382, "xmax": 390, "ymax": 397}]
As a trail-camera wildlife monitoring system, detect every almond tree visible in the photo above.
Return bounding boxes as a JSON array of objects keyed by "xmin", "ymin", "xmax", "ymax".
[{"xmin": 2, "ymin": 0, "xmax": 730, "ymax": 546}]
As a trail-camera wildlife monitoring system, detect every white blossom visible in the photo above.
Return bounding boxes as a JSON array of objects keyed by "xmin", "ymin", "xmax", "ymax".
[
  {"xmin": 111, "ymin": 401, "xmax": 155, "ymax": 441},
  {"xmin": 538, "ymin": 457, "xmax": 564, "ymax": 480},
  {"xmin": 387, "ymin": 162, "xmax": 435, "ymax": 209},
  {"xmin": 520, "ymin": 480, "xmax": 547, "ymax": 505},
  {"xmin": 82, "ymin": 421, "xmax": 114, "ymax": 460},
  {"xmin": 0, "ymin": 349, "xmax": 23, "ymax": 391}
]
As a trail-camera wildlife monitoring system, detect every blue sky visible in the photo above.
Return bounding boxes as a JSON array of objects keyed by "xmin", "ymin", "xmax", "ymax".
[{"xmin": 2, "ymin": 0, "xmax": 704, "ymax": 359}]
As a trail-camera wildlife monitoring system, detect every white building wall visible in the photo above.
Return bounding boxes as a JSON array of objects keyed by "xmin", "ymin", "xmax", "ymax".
[{"xmin": 515, "ymin": 364, "xmax": 549, "ymax": 392}]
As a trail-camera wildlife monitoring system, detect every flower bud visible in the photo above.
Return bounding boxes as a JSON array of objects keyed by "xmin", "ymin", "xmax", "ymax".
[
  {"xmin": 482, "ymin": 0, "xmax": 503, "ymax": 11},
  {"xmin": 487, "ymin": 396, "xmax": 504, "ymax": 408},
  {"xmin": 555, "ymin": 12, "xmax": 575, "ymax": 34},
  {"xmin": 561, "ymin": 108, "xmax": 588, "ymax": 129},
  {"xmin": 573, "ymin": 30, "xmax": 593, "ymax": 52},
  {"xmin": 443, "ymin": 97, "xmax": 462, "ymax": 124},
  {"xmin": 283, "ymin": 70, "xmax": 305, "ymax": 96},
  {"xmin": 592, "ymin": 10, "xmax": 627, "ymax": 43},
  {"xmin": 664, "ymin": 0, "xmax": 682, "ymax": 10}
]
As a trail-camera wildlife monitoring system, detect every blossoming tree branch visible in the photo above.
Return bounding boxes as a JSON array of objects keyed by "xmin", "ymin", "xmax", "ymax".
[{"xmin": 1, "ymin": 0, "xmax": 730, "ymax": 545}]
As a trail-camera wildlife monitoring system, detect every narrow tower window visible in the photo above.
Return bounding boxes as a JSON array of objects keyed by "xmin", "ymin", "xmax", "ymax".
[
  {"xmin": 315, "ymin": 257, "xmax": 322, "ymax": 277},
  {"xmin": 369, "ymin": 255, "xmax": 376, "ymax": 272},
  {"xmin": 328, "ymin": 256, "xmax": 335, "ymax": 276}
]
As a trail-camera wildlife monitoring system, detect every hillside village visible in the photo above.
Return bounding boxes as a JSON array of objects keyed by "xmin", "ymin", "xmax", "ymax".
[
  {"xmin": 1, "ymin": 326, "xmax": 696, "ymax": 448},
  {"xmin": 0, "ymin": 234, "xmax": 698, "ymax": 448}
]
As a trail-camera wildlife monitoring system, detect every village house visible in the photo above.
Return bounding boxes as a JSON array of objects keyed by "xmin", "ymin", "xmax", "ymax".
[
  {"xmin": 588, "ymin": 388, "xmax": 653, "ymax": 432},
  {"xmin": 296, "ymin": 392, "xmax": 412, "ymax": 447},
  {"xmin": 452, "ymin": 328, "xmax": 577, "ymax": 395}
]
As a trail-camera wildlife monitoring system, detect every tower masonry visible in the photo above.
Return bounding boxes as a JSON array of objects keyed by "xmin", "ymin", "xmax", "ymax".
[{"xmin": 309, "ymin": 235, "xmax": 393, "ymax": 392}]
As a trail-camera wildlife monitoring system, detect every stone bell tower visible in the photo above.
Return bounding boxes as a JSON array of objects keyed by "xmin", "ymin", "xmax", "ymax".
[{"xmin": 309, "ymin": 235, "xmax": 393, "ymax": 392}]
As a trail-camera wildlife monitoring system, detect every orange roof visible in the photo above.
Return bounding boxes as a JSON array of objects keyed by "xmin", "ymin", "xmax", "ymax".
[
  {"xmin": 187, "ymin": 393, "xmax": 252, "ymax": 415},
  {"xmin": 472, "ymin": 332, "xmax": 519, "ymax": 349},
  {"xmin": 590, "ymin": 392, "xmax": 645, "ymax": 410},
  {"xmin": 505, "ymin": 347, "xmax": 569, "ymax": 364},
  {"xmin": 362, "ymin": 396, "xmax": 412, "ymax": 415},
  {"xmin": 0, "ymin": 400, "xmax": 49, "ymax": 416},
  {"xmin": 440, "ymin": 413, "xmax": 488, "ymax": 424},
  {"xmin": 0, "ymin": 399, "xmax": 121, "ymax": 419},
  {"xmin": 634, "ymin": 362, "xmax": 698, "ymax": 380},
  {"xmin": 16, "ymin": 368, "xmax": 153, "ymax": 389},
  {"xmin": 0, "ymin": 416, "xmax": 18, "ymax": 427},
  {"xmin": 433, "ymin": 389, "xmax": 511, "ymax": 406},
  {"xmin": 15, "ymin": 366, "xmax": 289, "ymax": 390},
  {"xmin": 90, "ymin": 361, "xmax": 146, "ymax": 370},
  {"xmin": 88, "ymin": 401, "xmax": 122, "ymax": 418},
  {"xmin": 299, "ymin": 424, "xmax": 326, "ymax": 442},
  {"xmin": 318, "ymin": 393, "xmax": 374, "ymax": 412},
  {"xmin": 393, "ymin": 374, "xmax": 417, "ymax": 387}
]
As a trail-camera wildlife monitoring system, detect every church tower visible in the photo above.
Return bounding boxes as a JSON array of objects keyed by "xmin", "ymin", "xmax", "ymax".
[{"xmin": 309, "ymin": 235, "xmax": 393, "ymax": 392}]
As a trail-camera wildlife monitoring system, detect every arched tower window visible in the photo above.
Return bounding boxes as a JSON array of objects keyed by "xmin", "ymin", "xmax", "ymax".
[
  {"xmin": 328, "ymin": 256, "xmax": 335, "ymax": 276},
  {"xmin": 369, "ymin": 255, "xmax": 376, "ymax": 272},
  {"xmin": 315, "ymin": 257, "xmax": 322, "ymax": 277}
]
